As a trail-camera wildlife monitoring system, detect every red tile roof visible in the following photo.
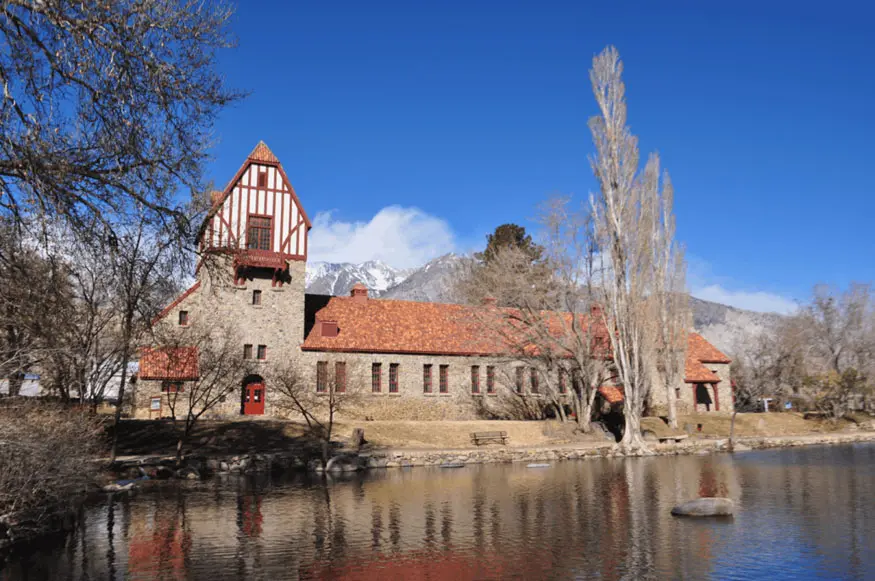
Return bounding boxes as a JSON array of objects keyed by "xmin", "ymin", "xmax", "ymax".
[
  {"xmin": 303, "ymin": 293, "xmax": 731, "ymax": 386},
  {"xmin": 688, "ymin": 332, "xmax": 731, "ymax": 364},
  {"xmin": 684, "ymin": 359, "xmax": 720, "ymax": 383},
  {"xmin": 152, "ymin": 281, "xmax": 201, "ymax": 324},
  {"xmin": 302, "ymin": 297, "xmax": 510, "ymax": 356},
  {"xmin": 247, "ymin": 141, "xmax": 280, "ymax": 165},
  {"xmin": 139, "ymin": 347, "xmax": 199, "ymax": 381},
  {"xmin": 599, "ymin": 385, "xmax": 624, "ymax": 404}
]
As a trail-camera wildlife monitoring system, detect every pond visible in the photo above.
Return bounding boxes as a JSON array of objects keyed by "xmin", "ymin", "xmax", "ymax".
[{"xmin": 3, "ymin": 443, "xmax": 875, "ymax": 580}]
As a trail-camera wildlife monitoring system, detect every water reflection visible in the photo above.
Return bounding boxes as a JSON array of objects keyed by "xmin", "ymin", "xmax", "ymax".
[{"xmin": 3, "ymin": 444, "xmax": 875, "ymax": 580}]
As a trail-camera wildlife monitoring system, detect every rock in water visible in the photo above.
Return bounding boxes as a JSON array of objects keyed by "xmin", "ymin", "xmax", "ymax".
[{"xmin": 671, "ymin": 497, "xmax": 735, "ymax": 517}]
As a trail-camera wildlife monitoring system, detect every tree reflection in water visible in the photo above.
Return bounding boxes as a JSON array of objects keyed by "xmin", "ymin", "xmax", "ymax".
[{"xmin": 3, "ymin": 444, "xmax": 875, "ymax": 580}]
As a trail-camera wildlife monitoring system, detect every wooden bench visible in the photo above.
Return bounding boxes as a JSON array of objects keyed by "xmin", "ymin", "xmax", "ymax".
[
  {"xmin": 470, "ymin": 431, "xmax": 508, "ymax": 446},
  {"xmin": 658, "ymin": 434, "xmax": 688, "ymax": 443}
]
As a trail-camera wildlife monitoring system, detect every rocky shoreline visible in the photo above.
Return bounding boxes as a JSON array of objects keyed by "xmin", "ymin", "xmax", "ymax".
[
  {"xmin": 353, "ymin": 430, "xmax": 875, "ymax": 469},
  {"xmin": 104, "ymin": 429, "xmax": 875, "ymax": 477}
]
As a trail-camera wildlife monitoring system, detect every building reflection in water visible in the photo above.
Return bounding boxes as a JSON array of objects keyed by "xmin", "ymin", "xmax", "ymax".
[{"xmin": 4, "ymin": 445, "xmax": 875, "ymax": 580}]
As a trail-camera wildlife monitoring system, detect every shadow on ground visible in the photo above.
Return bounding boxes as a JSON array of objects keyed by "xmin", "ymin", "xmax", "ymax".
[{"xmin": 108, "ymin": 419, "xmax": 325, "ymax": 457}]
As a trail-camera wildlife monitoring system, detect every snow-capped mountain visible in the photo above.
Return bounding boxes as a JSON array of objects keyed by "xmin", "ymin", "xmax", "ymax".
[
  {"xmin": 305, "ymin": 259, "xmax": 411, "ymax": 296},
  {"xmin": 304, "ymin": 253, "xmax": 783, "ymax": 356}
]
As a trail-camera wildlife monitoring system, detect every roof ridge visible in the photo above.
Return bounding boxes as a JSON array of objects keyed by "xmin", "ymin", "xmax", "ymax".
[{"xmin": 247, "ymin": 140, "xmax": 279, "ymax": 164}]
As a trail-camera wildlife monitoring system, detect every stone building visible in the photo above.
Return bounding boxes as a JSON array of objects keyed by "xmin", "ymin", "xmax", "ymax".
[{"xmin": 136, "ymin": 143, "xmax": 732, "ymax": 420}]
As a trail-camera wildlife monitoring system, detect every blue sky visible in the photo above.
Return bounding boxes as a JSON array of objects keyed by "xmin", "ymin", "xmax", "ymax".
[{"xmin": 206, "ymin": 1, "xmax": 875, "ymax": 313}]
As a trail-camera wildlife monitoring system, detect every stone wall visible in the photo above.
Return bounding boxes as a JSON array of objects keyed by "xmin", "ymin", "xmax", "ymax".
[
  {"xmin": 133, "ymin": 259, "xmax": 308, "ymax": 419},
  {"xmin": 294, "ymin": 351, "xmax": 563, "ymax": 421}
]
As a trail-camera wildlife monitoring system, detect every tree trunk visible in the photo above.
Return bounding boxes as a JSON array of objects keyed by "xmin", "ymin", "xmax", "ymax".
[
  {"xmin": 728, "ymin": 410, "xmax": 738, "ymax": 452},
  {"xmin": 665, "ymin": 381, "xmax": 678, "ymax": 429},
  {"xmin": 555, "ymin": 402, "xmax": 567, "ymax": 422},
  {"xmin": 619, "ymin": 406, "xmax": 650, "ymax": 452},
  {"xmin": 8, "ymin": 371, "xmax": 23, "ymax": 397},
  {"xmin": 176, "ymin": 420, "xmax": 193, "ymax": 466},
  {"xmin": 109, "ymin": 339, "xmax": 131, "ymax": 463}
]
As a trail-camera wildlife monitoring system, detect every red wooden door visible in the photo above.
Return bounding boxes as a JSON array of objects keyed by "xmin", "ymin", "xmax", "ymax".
[{"xmin": 242, "ymin": 382, "xmax": 265, "ymax": 415}]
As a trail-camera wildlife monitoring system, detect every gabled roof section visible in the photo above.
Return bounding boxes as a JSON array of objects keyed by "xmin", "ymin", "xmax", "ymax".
[
  {"xmin": 684, "ymin": 359, "xmax": 721, "ymax": 383},
  {"xmin": 688, "ymin": 333, "xmax": 732, "ymax": 364},
  {"xmin": 247, "ymin": 140, "xmax": 280, "ymax": 165},
  {"xmin": 197, "ymin": 141, "xmax": 312, "ymax": 244}
]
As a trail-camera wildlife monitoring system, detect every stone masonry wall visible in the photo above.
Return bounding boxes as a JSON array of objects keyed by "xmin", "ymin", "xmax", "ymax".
[{"xmin": 133, "ymin": 258, "xmax": 308, "ymax": 419}]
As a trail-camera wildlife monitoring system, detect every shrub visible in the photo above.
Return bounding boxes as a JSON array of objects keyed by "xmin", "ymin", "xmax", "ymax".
[{"xmin": 0, "ymin": 400, "xmax": 105, "ymax": 537}]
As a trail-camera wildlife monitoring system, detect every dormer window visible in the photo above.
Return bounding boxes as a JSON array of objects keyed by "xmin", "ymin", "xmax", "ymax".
[
  {"xmin": 247, "ymin": 215, "xmax": 271, "ymax": 251},
  {"xmin": 178, "ymin": 310, "xmax": 189, "ymax": 326},
  {"xmin": 257, "ymin": 170, "xmax": 267, "ymax": 188}
]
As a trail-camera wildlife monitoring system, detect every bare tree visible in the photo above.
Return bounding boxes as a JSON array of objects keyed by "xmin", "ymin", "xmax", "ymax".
[
  {"xmin": 647, "ymin": 170, "xmax": 689, "ymax": 429},
  {"xmin": 0, "ymin": 221, "xmax": 72, "ymax": 396},
  {"xmin": 456, "ymin": 241, "xmax": 610, "ymax": 428},
  {"xmin": 268, "ymin": 359, "xmax": 363, "ymax": 470},
  {"xmin": 587, "ymin": 46, "xmax": 683, "ymax": 450},
  {"xmin": 800, "ymin": 284, "xmax": 872, "ymax": 376},
  {"xmin": 0, "ymin": 0, "xmax": 242, "ymax": 240},
  {"xmin": 149, "ymin": 321, "xmax": 253, "ymax": 465},
  {"xmin": 109, "ymin": 216, "xmax": 188, "ymax": 462}
]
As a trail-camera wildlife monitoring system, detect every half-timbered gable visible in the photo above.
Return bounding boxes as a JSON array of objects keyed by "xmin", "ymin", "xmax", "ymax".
[{"xmin": 200, "ymin": 141, "xmax": 311, "ymax": 262}]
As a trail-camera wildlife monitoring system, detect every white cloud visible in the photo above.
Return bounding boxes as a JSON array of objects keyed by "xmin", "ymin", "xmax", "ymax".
[
  {"xmin": 308, "ymin": 206, "xmax": 458, "ymax": 269},
  {"xmin": 692, "ymin": 284, "xmax": 798, "ymax": 315}
]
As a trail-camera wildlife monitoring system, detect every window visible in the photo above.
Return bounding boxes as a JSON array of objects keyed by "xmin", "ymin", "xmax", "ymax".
[
  {"xmin": 515, "ymin": 367, "xmax": 524, "ymax": 394},
  {"xmin": 530, "ymin": 368, "xmax": 539, "ymax": 394},
  {"xmin": 389, "ymin": 363, "xmax": 399, "ymax": 393},
  {"xmin": 246, "ymin": 215, "xmax": 272, "ymax": 251},
  {"xmin": 316, "ymin": 361, "xmax": 328, "ymax": 393},
  {"xmin": 423, "ymin": 364, "xmax": 433, "ymax": 393},
  {"xmin": 178, "ymin": 310, "xmax": 189, "ymax": 326},
  {"xmin": 257, "ymin": 345, "xmax": 267, "ymax": 360},
  {"xmin": 257, "ymin": 170, "xmax": 267, "ymax": 188},
  {"xmin": 439, "ymin": 365, "xmax": 449, "ymax": 393},
  {"xmin": 486, "ymin": 366, "xmax": 495, "ymax": 394},
  {"xmin": 471, "ymin": 365, "xmax": 480, "ymax": 394},
  {"xmin": 335, "ymin": 362, "xmax": 347, "ymax": 393},
  {"xmin": 161, "ymin": 381, "xmax": 184, "ymax": 393},
  {"xmin": 243, "ymin": 344, "xmax": 253, "ymax": 359},
  {"xmin": 372, "ymin": 363, "xmax": 382, "ymax": 393},
  {"xmin": 558, "ymin": 368, "xmax": 567, "ymax": 394},
  {"xmin": 252, "ymin": 290, "xmax": 262, "ymax": 305}
]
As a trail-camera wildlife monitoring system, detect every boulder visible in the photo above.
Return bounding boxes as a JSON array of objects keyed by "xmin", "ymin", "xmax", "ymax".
[
  {"xmin": 671, "ymin": 497, "xmax": 735, "ymax": 517},
  {"xmin": 642, "ymin": 430, "xmax": 659, "ymax": 443}
]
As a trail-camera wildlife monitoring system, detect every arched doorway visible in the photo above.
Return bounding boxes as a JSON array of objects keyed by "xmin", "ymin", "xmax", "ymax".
[
  {"xmin": 694, "ymin": 382, "xmax": 720, "ymax": 412},
  {"xmin": 241, "ymin": 375, "xmax": 265, "ymax": 415}
]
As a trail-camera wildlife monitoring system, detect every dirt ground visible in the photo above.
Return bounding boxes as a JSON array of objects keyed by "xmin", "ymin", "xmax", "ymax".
[{"xmin": 109, "ymin": 412, "xmax": 868, "ymax": 458}]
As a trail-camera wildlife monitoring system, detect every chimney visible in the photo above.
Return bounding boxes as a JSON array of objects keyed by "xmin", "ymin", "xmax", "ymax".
[
  {"xmin": 319, "ymin": 320, "xmax": 339, "ymax": 338},
  {"xmin": 350, "ymin": 282, "xmax": 368, "ymax": 302},
  {"xmin": 482, "ymin": 296, "xmax": 498, "ymax": 307}
]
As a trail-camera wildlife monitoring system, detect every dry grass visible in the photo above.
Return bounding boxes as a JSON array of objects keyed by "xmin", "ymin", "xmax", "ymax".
[
  {"xmin": 677, "ymin": 412, "xmax": 858, "ymax": 438},
  {"xmin": 331, "ymin": 420, "xmax": 600, "ymax": 449}
]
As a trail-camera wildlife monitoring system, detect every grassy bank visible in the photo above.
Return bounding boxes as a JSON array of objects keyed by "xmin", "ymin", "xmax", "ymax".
[{"xmin": 107, "ymin": 412, "xmax": 868, "ymax": 458}]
